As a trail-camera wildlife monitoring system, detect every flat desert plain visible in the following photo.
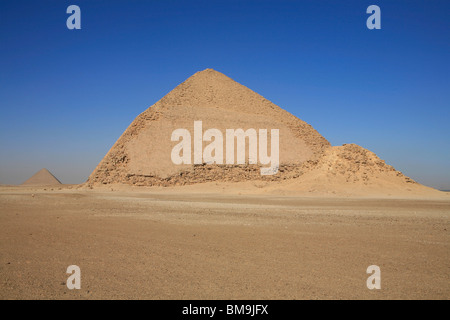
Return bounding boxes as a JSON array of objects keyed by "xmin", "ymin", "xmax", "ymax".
[{"xmin": 0, "ymin": 184, "xmax": 449, "ymax": 300}]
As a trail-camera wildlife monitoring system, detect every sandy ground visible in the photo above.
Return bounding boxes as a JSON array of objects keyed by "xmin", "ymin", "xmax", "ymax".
[{"xmin": 0, "ymin": 185, "xmax": 449, "ymax": 300}]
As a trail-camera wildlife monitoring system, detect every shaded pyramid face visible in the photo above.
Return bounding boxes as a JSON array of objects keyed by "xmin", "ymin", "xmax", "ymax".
[
  {"xmin": 22, "ymin": 168, "xmax": 62, "ymax": 185},
  {"xmin": 88, "ymin": 69, "xmax": 330, "ymax": 186}
]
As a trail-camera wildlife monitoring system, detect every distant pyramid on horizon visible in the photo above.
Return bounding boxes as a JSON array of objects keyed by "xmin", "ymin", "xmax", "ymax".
[
  {"xmin": 22, "ymin": 168, "xmax": 62, "ymax": 185},
  {"xmin": 87, "ymin": 68, "xmax": 330, "ymax": 186}
]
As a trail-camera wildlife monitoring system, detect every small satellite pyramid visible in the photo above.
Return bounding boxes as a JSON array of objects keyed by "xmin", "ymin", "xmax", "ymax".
[{"xmin": 22, "ymin": 168, "xmax": 62, "ymax": 185}]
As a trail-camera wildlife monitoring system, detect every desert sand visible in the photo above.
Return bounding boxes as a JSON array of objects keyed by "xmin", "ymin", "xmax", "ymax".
[
  {"xmin": 1, "ymin": 69, "xmax": 448, "ymax": 300},
  {"xmin": 0, "ymin": 184, "xmax": 449, "ymax": 300}
]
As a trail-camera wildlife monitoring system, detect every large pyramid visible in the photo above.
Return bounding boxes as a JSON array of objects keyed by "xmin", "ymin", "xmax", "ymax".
[
  {"xmin": 87, "ymin": 69, "xmax": 330, "ymax": 186},
  {"xmin": 22, "ymin": 168, "xmax": 62, "ymax": 185},
  {"xmin": 87, "ymin": 68, "xmax": 441, "ymax": 196}
]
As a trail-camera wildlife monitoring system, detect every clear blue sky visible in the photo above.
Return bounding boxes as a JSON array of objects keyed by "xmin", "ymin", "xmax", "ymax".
[{"xmin": 0, "ymin": 0, "xmax": 449, "ymax": 189}]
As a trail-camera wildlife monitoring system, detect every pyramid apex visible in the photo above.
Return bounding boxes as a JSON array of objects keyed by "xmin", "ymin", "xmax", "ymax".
[{"xmin": 192, "ymin": 68, "xmax": 226, "ymax": 77}]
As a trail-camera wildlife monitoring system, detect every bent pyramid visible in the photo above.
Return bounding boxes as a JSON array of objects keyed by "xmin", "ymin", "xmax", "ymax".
[
  {"xmin": 87, "ymin": 68, "xmax": 441, "ymax": 196},
  {"xmin": 88, "ymin": 69, "xmax": 330, "ymax": 186},
  {"xmin": 22, "ymin": 168, "xmax": 62, "ymax": 185}
]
